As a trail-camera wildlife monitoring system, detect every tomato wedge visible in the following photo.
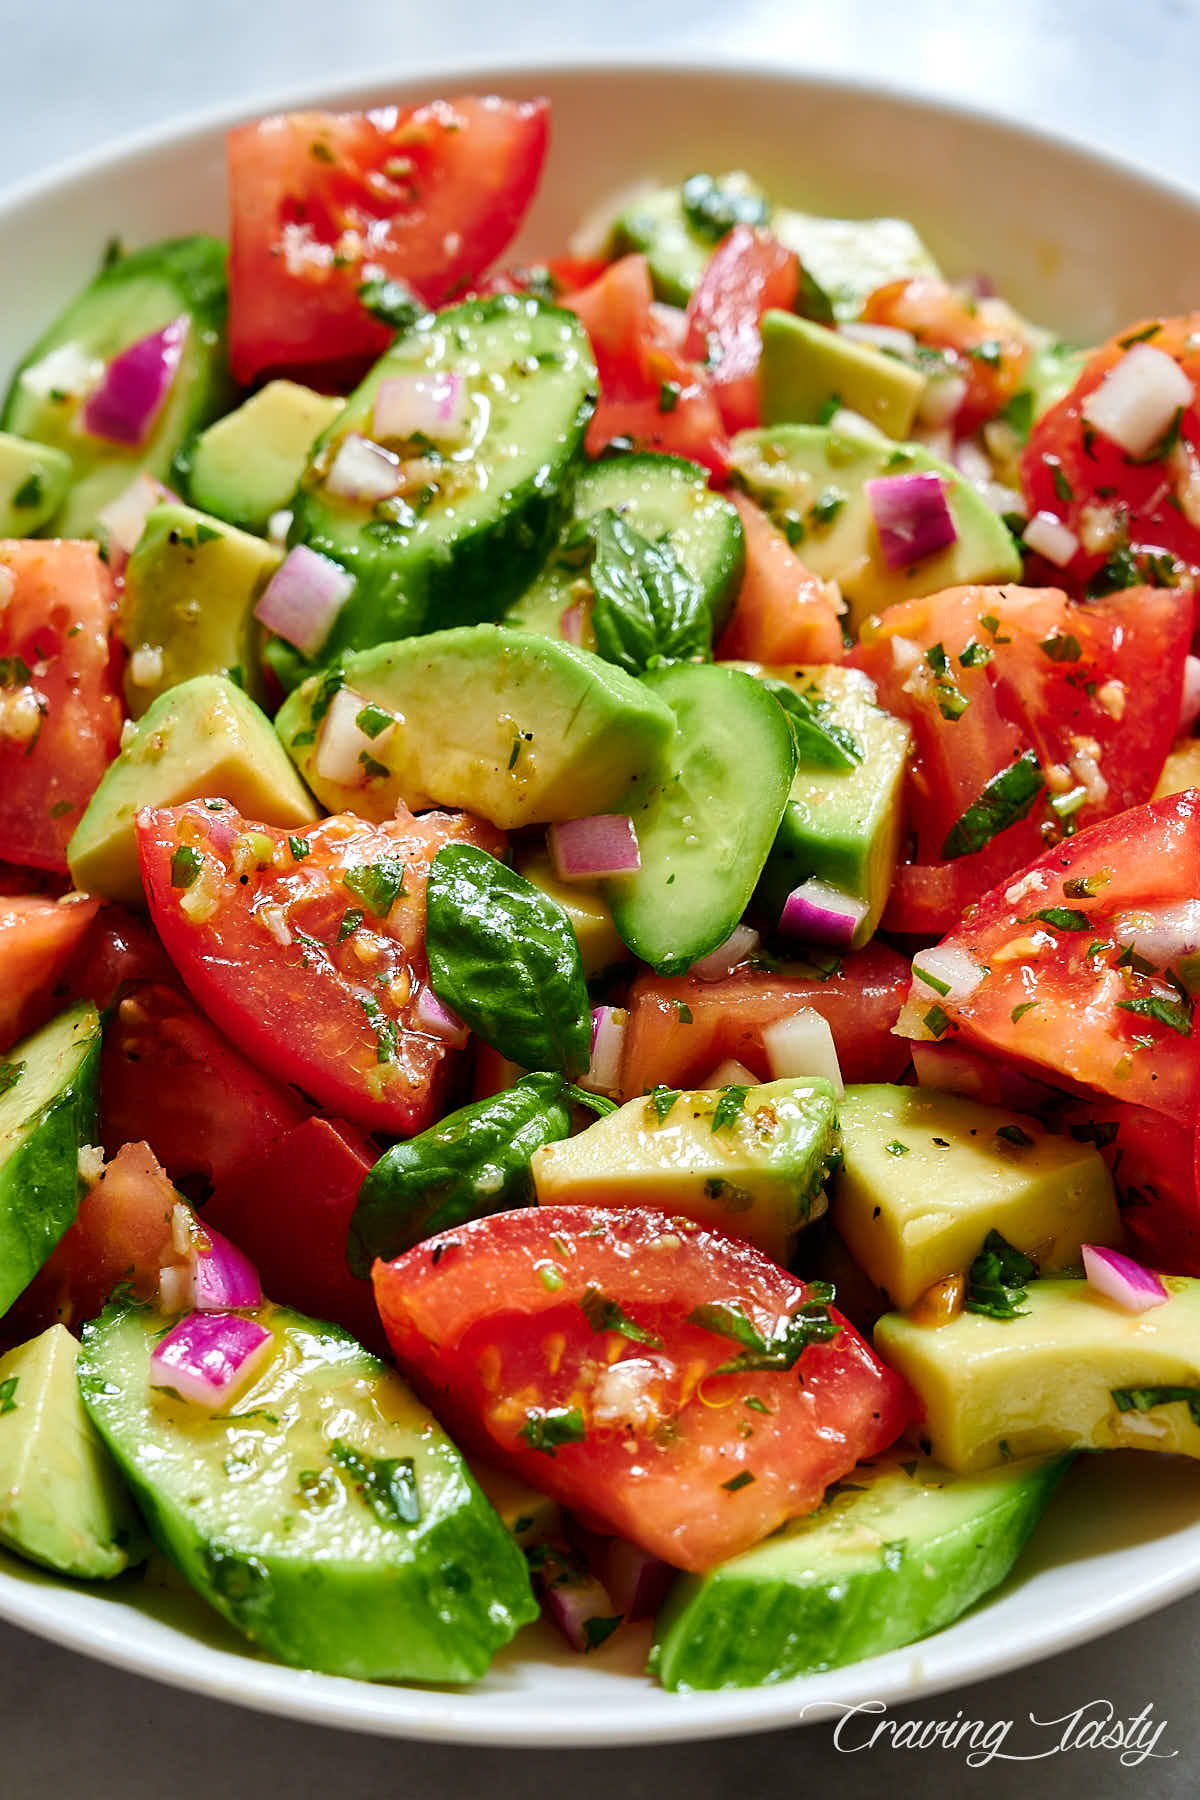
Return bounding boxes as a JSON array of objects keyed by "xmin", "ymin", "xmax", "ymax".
[
  {"xmin": 0, "ymin": 893, "xmax": 98, "ymax": 1054},
  {"xmin": 682, "ymin": 226, "xmax": 798, "ymax": 434},
  {"xmin": 373, "ymin": 1205, "xmax": 913, "ymax": 1572},
  {"xmin": 228, "ymin": 97, "xmax": 550, "ymax": 384},
  {"xmin": 862, "ymin": 276, "xmax": 1032, "ymax": 433},
  {"xmin": 138, "ymin": 800, "xmax": 503, "ymax": 1134},
  {"xmin": 714, "ymin": 491, "xmax": 845, "ymax": 663}
]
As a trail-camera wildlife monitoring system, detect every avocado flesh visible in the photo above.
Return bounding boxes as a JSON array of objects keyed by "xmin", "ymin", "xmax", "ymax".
[
  {"xmin": 516, "ymin": 850, "xmax": 626, "ymax": 976},
  {"xmin": 275, "ymin": 625, "xmax": 677, "ymax": 830},
  {"xmin": 650, "ymin": 1449, "xmax": 1071, "ymax": 1690},
  {"xmin": 876, "ymin": 1277, "xmax": 1200, "ymax": 1473},
  {"xmin": 0, "ymin": 1326, "xmax": 147, "ymax": 1579},
  {"xmin": 68, "ymin": 675, "xmax": 318, "ymax": 908},
  {"xmin": 532, "ymin": 1078, "xmax": 841, "ymax": 1263},
  {"xmin": 731, "ymin": 424, "xmax": 1021, "ymax": 629},
  {"xmin": 119, "ymin": 502, "xmax": 280, "ymax": 716},
  {"xmin": 183, "ymin": 380, "xmax": 343, "ymax": 534},
  {"xmin": 759, "ymin": 312, "xmax": 926, "ymax": 440},
  {"xmin": 79, "ymin": 1300, "xmax": 539, "ymax": 1681},
  {"xmin": 835, "ymin": 1085, "xmax": 1121, "ymax": 1309},
  {"xmin": 0, "ymin": 432, "xmax": 72, "ymax": 535}
]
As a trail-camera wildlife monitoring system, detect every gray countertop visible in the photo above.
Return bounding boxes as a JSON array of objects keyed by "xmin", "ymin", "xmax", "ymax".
[{"xmin": 3, "ymin": 1, "xmax": 1200, "ymax": 1793}]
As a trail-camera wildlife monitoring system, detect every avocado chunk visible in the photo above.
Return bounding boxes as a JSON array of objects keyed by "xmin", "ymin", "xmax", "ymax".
[
  {"xmin": 79, "ymin": 1298, "xmax": 539, "ymax": 1681},
  {"xmin": 275, "ymin": 626, "xmax": 676, "ymax": 831},
  {"xmin": 0, "ymin": 1003, "xmax": 101, "ymax": 1316},
  {"xmin": 0, "ymin": 1326, "xmax": 148, "ymax": 1579},
  {"xmin": 0, "ymin": 433, "xmax": 72, "ymax": 536},
  {"xmin": 772, "ymin": 210, "xmax": 940, "ymax": 321},
  {"xmin": 532, "ymin": 1078, "xmax": 840, "ymax": 1263},
  {"xmin": 119, "ymin": 502, "xmax": 280, "ymax": 716},
  {"xmin": 69, "ymin": 675, "xmax": 318, "ymax": 907},
  {"xmin": 835, "ymin": 1085, "xmax": 1120, "ymax": 1309},
  {"xmin": 650, "ymin": 1448, "xmax": 1071, "ymax": 1690},
  {"xmin": 759, "ymin": 312, "xmax": 926, "ymax": 440},
  {"xmin": 876, "ymin": 1276, "xmax": 1200, "ymax": 1472},
  {"xmin": 182, "ymin": 380, "xmax": 344, "ymax": 534},
  {"xmin": 731, "ymin": 424, "xmax": 1021, "ymax": 629},
  {"xmin": 731, "ymin": 663, "xmax": 909, "ymax": 944},
  {"xmin": 516, "ymin": 849, "xmax": 627, "ymax": 976}
]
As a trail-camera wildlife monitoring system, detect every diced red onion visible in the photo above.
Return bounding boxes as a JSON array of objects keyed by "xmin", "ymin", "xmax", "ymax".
[
  {"xmin": 149, "ymin": 1311, "xmax": 273, "ymax": 1407},
  {"xmin": 254, "ymin": 545, "xmax": 354, "ymax": 659},
  {"xmin": 911, "ymin": 945, "xmax": 986, "ymax": 1004},
  {"xmin": 313, "ymin": 685, "xmax": 393, "ymax": 786},
  {"xmin": 540, "ymin": 1569, "xmax": 619, "ymax": 1653},
  {"xmin": 690, "ymin": 923, "xmax": 760, "ymax": 982},
  {"xmin": 373, "ymin": 372, "xmax": 469, "ymax": 442},
  {"xmin": 964, "ymin": 272, "xmax": 998, "ymax": 299},
  {"xmin": 1023, "ymin": 510, "xmax": 1080, "ymax": 567},
  {"xmin": 866, "ymin": 471, "xmax": 958, "ymax": 569},
  {"xmin": 549, "ymin": 815, "xmax": 641, "ymax": 882},
  {"xmin": 82, "ymin": 315, "xmax": 189, "ymax": 446},
  {"xmin": 324, "ymin": 433, "xmax": 403, "ymax": 503},
  {"xmin": 95, "ymin": 472, "xmax": 178, "ymax": 559},
  {"xmin": 1082, "ymin": 1243, "xmax": 1168, "ymax": 1314},
  {"xmin": 579, "ymin": 1006, "xmax": 627, "ymax": 1098},
  {"xmin": 187, "ymin": 1225, "xmax": 263, "ymax": 1312},
  {"xmin": 1081, "ymin": 343, "xmax": 1194, "ymax": 459},
  {"xmin": 762, "ymin": 1007, "xmax": 844, "ymax": 1097},
  {"xmin": 415, "ymin": 986, "xmax": 470, "ymax": 1048},
  {"xmin": 1179, "ymin": 656, "xmax": 1200, "ymax": 736},
  {"xmin": 559, "ymin": 602, "xmax": 584, "ymax": 645},
  {"xmin": 593, "ymin": 1537, "xmax": 674, "ymax": 1621},
  {"xmin": 779, "ymin": 878, "xmax": 868, "ymax": 949},
  {"xmin": 839, "ymin": 320, "xmax": 918, "ymax": 358}
]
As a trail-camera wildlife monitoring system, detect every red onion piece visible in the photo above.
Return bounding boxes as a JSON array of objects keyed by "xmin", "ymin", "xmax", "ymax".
[
  {"xmin": 415, "ymin": 986, "xmax": 470, "ymax": 1048},
  {"xmin": 325, "ymin": 433, "xmax": 403, "ymax": 503},
  {"xmin": 187, "ymin": 1226, "xmax": 263, "ymax": 1311},
  {"xmin": 1081, "ymin": 343, "xmax": 1194, "ymax": 459},
  {"xmin": 539, "ymin": 1569, "xmax": 620, "ymax": 1653},
  {"xmin": 779, "ymin": 878, "xmax": 868, "ymax": 948},
  {"xmin": 254, "ymin": 545, "xmax": 354, "ymax": 659},
  {"xmin": 548, "ymin": 814, "xmax": 641, "ymax": 881},
  {"xmin": 579, "ymin": 1005, "xmax": 627, "ymax": 1097},
  {"xmin": 373, "ymin": 372, "xmax": 469, "ymax": 441},
  {"xmin": 594, "ymin": 1537, "xmax": 674, "ymax": 1620},
  {"xmin": 559, "ymin": 601, "xmax": 584, "ymax": 645},
  {"xmin": 865, "ymin": 470, "xmax": 958, "ymax": 569},
  {"xmin": 1082, "ymin": 1243, "xmax": 1169, "ymax": 1314},
  {"xmin": 1179, "ymin": 656, "xmax": 1200, "ymax": 736},
  {"xmin": 689, "ymin": 923, "xmax": 760, "ymax": 982},
  {"xmin": 82, "ymin": 315, "xmax": 189, "ymax": 446},
  {"xmin": 149, "ymin": 1311, "xmax": 273, "ymax": 1407},
  {"xmin": 95, "ymin": 471, "xmax": 178, "ymax": 561},
  {"xmin": 762, "ymin": 1006, "xmax": 844, "ymax": 1096}
]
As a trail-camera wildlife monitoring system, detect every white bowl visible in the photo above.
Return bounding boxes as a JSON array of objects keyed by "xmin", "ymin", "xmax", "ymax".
[{"xmin": 2, "ymin": 58, "xmax": 1199, "ymax": 1747}]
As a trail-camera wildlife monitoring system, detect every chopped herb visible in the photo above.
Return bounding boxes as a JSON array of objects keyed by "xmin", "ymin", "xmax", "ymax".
[
  {"xmin": 203, "ymin": 799, "xmax": 226, "ymax": 811},
  {"xmin": 329, "ymin": 1440, "xmax": 420, "ymax": 1525},
  {"xmin": 744, "ymin": 1396, "xmax": 770, "ymax": 1414},
  {"xmin": 688, "ymin": 1293, "xmax": 838, "ymax": 1374},
  {"xmin": 1117, "ymin": 993, "xmax": 1193, "ymax": 1037},
  {"xmin": 518, "ymin": 1406, "xmax": 587, "ymax": 1456},
  {"xmin": 940, "ymin": 750, "xmax": 1045, "ymax": 860},
  {"xmin": 355, "ymin": 702, "xmax": 393, "ymax": 740},
  {"xmin": 650, "ymin": 1085, "xmax": 681, "ymax": 1121},
  {"xmin": 1000, "ymin": 389, "xmax": 1035, "ymax": 440},
  {"xmin": 538, "ymin": 1265, "xmax": 564, "ymax": 1292},
  {"xmin": 761, "ymin": 678, "xmax": 862, "ymax": 770},
  {"xmin": 336, "ymin": 908, "xmax": 363, "ymax": 942},
  {"xmin": 674, "ymin": 1002, "xmax": 693, "ymax": 1024},
  {"xmin": 0, "ymin": 1376, "xmax": 17, "ymax": 1414},
  {"xmin": 998, "ymin": 1440, "xmax": 1014, "ymax": 1462},
  {"xmin": 580, "ymin": 1286, "xmax": 663, "ymax": 1347},
  {"xmin": 48, "ymin": 800, "xmax": 73, "ymax": 819},
  {"xmin": 1115, "ymin": 942, "xmax": 1156, "ymax": 975},
  {"xmin": 722, "ymin": 1470, "xmax": 755, "ymax": 1492},
  {"xmin": 170, "ymin": 844, "xmax": 203, "ymax": 890},
  {"xmin": 1011, "ymin": 1001, "xmax": 1039, "ymax": 1023},
  {"xmin": 0, "ymin": 1060, "xmax": 25, "ymax": 1099},
  {"xmin": 809, "ymin": 488, "xmax": 845, "ymax": 528},
  {"xmin": 965, "ymin": 1230, "xmax": 1037, "ymax": 1319},
  {"xmin": 1086, "ymin": 938, "xmax": 1113, "ymax": 959},
  {"xmin": 923, "ymin": 1004, "xmax": 950, "ymax": 1038},
  {"xmin": 12, "ymin": 472, "xmax": 44, "ymax": 509},
  {"xmin": 816, "ymin": 393, "xmax": 842, "ymax": 426},
  {"xmin": 711, "ymin": 1085, "xmax": 749, "ymax": 1131},
  {"xmin": 924, "ymin": 642, "xmax": 969, "ymax": 720},
  {"xmin": 680, "ymin": 171, "xmax": 769, "ymax": 242},
  {"xmin": 310, "ymin": 139, "xmax": 335, "ymax": 163},
  {"xmin": 359, "ymin": 993, "xmax": 397, "ymax": 1063},
  {"xmin": 288, "ymin": 835, "xmax": 310, "ymax": 861},
  {"xmin": 885, "ymin": 1140, "xmax": 910, "ymax": 1156},
  {"xmin": 589, "ymin": 508, "xmax": 710, "ymax": 677},
  {"xmin": 1063, "ymin": 870, "xmax": 1111, "ymax": 899},
  {"xmin": 966, "ymin": 339, "xmax": 1003, "ymax": 368},
  {"xmin": 581, "ymin": 1614, "xmax": 623, "ymax": 1650},
  {"xmin": 996, "ymin": 1124, "xmax": 1035, "ymax": 1147},
  {"xmin": 343, "ymin": 855, "xmax": 407, "ymax": 917},
  {"xmin": 1030, "ymin": 907, "xmax": 1091, "ymax": 932},
  {"xmin": 958, "ymin": 639, "xmax": 993, "ymax": 669},
  {"xmin": 913, "ymin": 963, "xmax": 951, "ymax": 996},
  {"xmin": 193, "ymin": 522, "xmax": 221, "ymax": 544},
  {"xmin": 358, "ymin": 751, "xmax": 390, "ymax": 780},
  {"xmin": 564, "ymin": 1085, "xmax": 618, "ymax": 1117},
  {"xmin": 978, "ymin": 613, "xmax": 1011, "ymax": 644},
  {"xmin": 1132, "ymin": 405, "xmax": 1185, "ymax": 464},
  {"xmin": 357, "ymin": 276, "xmax": 424, "ymax": 332},
  {"xmin": 1048, "ymin": 461, "xmax": 1074, "ymax": 504},
  {"xmin": 1040, "ymin": 632, "xmax": 1082, "ymax": 663},
  {"xmin": 1111, "ymin": 1385, "xmax": 1200, "ymax": 1425},
  {"xmin": 1118, "ymin": 322, "xmax": 1162, "ymax": 347},
  {"xmin": 658, "ymin": 379, "xmax": 682, "ymax": 413},
  {"xmin": 308, "ymin": 662, "xmax": 346, "ymax": 725}
]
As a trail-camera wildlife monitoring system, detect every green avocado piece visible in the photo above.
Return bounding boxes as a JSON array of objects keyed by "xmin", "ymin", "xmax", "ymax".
[
  {"xmin": 516, "ymin": 850, "xmax": 626, "ymax": 976},
  {"xmin": 835, "ymin": 1085, "xmax": 1121, "ymax": 1310},
  {"xmin": 731, "ymin": 423, "xmax": 1021, "ymax": 629},
  {"xmin": 78, "ymin": 1299, "xmax": 539, "ymax": 1681},
  {"xmin": 275, "ymin": 626, "xmax": 676, "ymax": 830},
  {"xmin": 532, "ymin": 1077, "xmax": 840, "ymax": 1264},
  {"xmin": 0, "ymin": 1326, "xmax": 148, "ymax": 1579},
  {"xmin": 68, "ymin": 675, "xmax": 318, "ymax": 907},
  {"xmin": 771, "ymin": 209, "xmax": 940, "ymax": 321},
  {"xmin": 119, "ymin": 502, "xmax": 280, "ymax": 716},
  {"xmin": 181, "ymin": 381, "xmax": 344, "ymax": 535},
  {"xmin": 611, "ymin": 173, "xmax": 771, "ymax": 306},
  {"xmin": 759, "ymin": 312, "xmax": 926, "ymax": 440},
  {"xmin": 650, "ymin": 1448, "xmax": 1071, "ymax": 1690},
  {"xmin": 0, "ymin": 1003, "xmax": 101, "ymax": 1317},
  {"xmin": 1028, "ymin": 340, "xmax": 1090, "ymax": 421},
  {"xmin": 876, "ymin": 1276, "xmax": 1200, "ymax": 1473},
  {"xmin": 0, "ymin": 433, "xmax": 73, "ymax": 536}
]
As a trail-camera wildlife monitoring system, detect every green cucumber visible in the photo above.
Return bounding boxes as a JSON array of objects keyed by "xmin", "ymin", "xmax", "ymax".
[
  {"xmin": 2, "ymin": 236, "xmax": 231, "ymax": 537},
  {"xmin": 78, "ymin": 1299, "xmax": 538, "ymax": 1682},
  {"xmin": 285, "ymin": 294, "xmax": 596, "ymax": 671},
  {"xmin": 0, "ymin": 1002, "xmax": 102, "ymax": 1316},
  {"xmin": 608, "ymin": 663, "xmax": 796, "ymax": 975},
  {"xmin": 0, "ymin": 433, "xmax": 73, "ymax": 535}
]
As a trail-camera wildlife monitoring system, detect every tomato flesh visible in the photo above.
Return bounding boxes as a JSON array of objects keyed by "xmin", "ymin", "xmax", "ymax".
[
  {"xmin": 0, "ymin": 894, "xmax": 98, "ymax": 1054},
  {"xmin": 714, "ymin": 491, "xmax": 844, "ymax": 663},
  {"xmin": 862, "ymin": 276, "xmax": 1032, "ymax": 433},
  {"xmin": 682, "ymin": 226, "xmax": 798, "ymax": 434}
]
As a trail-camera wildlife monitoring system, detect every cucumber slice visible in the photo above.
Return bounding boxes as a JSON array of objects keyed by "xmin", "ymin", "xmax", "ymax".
[
  {"xmin": 0, "ymin": 1002, "xmax": 101, "ymax": 1316},
  {"xmin": 78, "ymin": 1299, "xmax": 539, "ymax": 1681},
  {"xmin": 506, "ymin": 452, "xmax": 744, "ymax": 647},
  {"xmin": 608, "ymin": 663, "xmax": 796, "ymax": 975},
  {"xmin": 0, "ymin": 433, "xmax": 73, "ymax": 535},
  {"xmin": 611, "ymin": 175, "xmax": 769, "ymax": 307},
  {"xmin": 1, "ymin": 237, "xmax": 231, "ymax": 538},
  {"xmin": 286, "ymin": 294, "xmax": 596, "ymax": 669},
  {"xmin": 651, "ymin": 1449, "xmax": 1072, "ymax": 1690}
]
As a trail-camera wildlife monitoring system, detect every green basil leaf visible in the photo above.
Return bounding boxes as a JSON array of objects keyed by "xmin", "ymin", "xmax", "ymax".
[
  {"xmin": 964, "ymin": 1229, "xmax": 1037, "ymax": 1320},
  {"xmin": 589, "ymin": 508, "xmax": 711, "ymax": 677},
  {"xmin": 940, "ymin": 751, "xmax": 1045, "ymax": 860},
  {"xmin": 1111, "ymin": 1385, "xmax": 1200, "ymax": 1426},
  {"xmin": 680, "ymin": 172, "xmax": 770, "ymax": 243},
  {"xmin": 759, "ymin": 678, "xmax": 862, "ymax": 771}
]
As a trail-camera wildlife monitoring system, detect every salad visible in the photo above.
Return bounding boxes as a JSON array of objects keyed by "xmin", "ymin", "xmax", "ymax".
[{"xmin": 0, "ymin": 88, "xmax": 1199, "ymax": 1698}]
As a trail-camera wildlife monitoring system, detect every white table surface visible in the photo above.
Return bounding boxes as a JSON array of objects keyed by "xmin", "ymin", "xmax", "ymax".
[{"xmin": 3, "ymin": 2, "xmax": 1200, "ymax": 1794}]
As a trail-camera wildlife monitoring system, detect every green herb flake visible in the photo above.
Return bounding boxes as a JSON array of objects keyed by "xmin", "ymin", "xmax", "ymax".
[
  {"xmin": 941, "ymin": 750, "xmax": 1045, "ymax": 860},
  {"xmin": 1133, "ymin": 405, "xmax": 1185, "ymax": 465},
  {"xmin": 680, "ymin": 172, "xmax": 769, "ymax": 243},
  {"xmin": 538, "ymin": 1265, "xmax": 564, "ymax": 1293},
  {"xmin": 329, "ymin": 1440, "xmax": 420, "ymax": 1524},
  {"xmin": 885, "ymin": 1139, "xmax": 910, "ymax": 1156},
  {"xmin": 12, "ymin": 473, "xmax": 44, "ymax": 509},
  {"xmin": 518, "ymin": 1406, "xmax": 587, "ymax": 1457},
  {"xmin": 688, "ymin": 1295, "xmax": 838, "ymax": 1374},
  {"xmin": 996, "ymin": 1124, "xmax": 1035, "ymax": 1147},
  {"xmin": 170, "ymin": 844, "xmax": 203, "ymax": 891},
  {"xmin": 354, "ymin": 702, "xmax": 393, "ymax": 740},
  {"xmin": 965, "ymin": 1229, "xmax": 1037, "ymax": 1320},
  {"xmin": 1000, "ymin": 390, "xmax": 1035, "ymax": 441},
  {"xmin": 658, "ymin": 379, "xmax": 682, "ymax": 414},
  {"xmin": 0, "ymin": 1060, "xmax": 25, "ymax": 1099},
  {"xmin": 650, "ymin": 1085, "xmax": 681, "ymax": 1121},
  {"xmin": 744, "ymin": 1396, "xmax": 770, "ymax": 1414},
  {"xmin": 721, "ymin": 1470, "xmax": 755, "ymax": 1492},
  {"xmin": 337, "ymin": 908, "xmax": 364, "ymax": 942},
  {"xmin": 0, "ymin": 1376, "xmax": 17, "ymax": 1414},
  {"xmin": 913, "ymin": 962, "xmax": 951, "ymax": 996},
  {"xmin": 958, "ymin": 639, "xmax": 993, "ymax": 669},
  {"xmin": 357, "ymin": 276, "xmax": 424, "ymax": 332},
  {"xmin": 1011, "ymin": 1001, "xmax": 1039, "ymax": 1023},
  {"xmin": 343, "ymin": 855, "xmax": 407, "ymax": 917},
  {"xmin": 809, "ymin": 488, "xmax": 845, "ymax": 529},
  {"xmin": 1111, "ymin": 1385, "xmax": 1200, "ymax": 1425},
  {"xmin": 359, "ymin": 993, "xmax": 398, "ymax": 1063},
  {"xmin": 978, "ymin": 613, "xmax": 1011, "ymax": 644},
  {"xmin": 1118, "ymin": 322, "xmax": 1162, "ymax": 348},
  {"xmin": 711, "ymin": 1085, "xmax": 749, "ymax": 1131},
  {"xmin": 288, "ymin": 835, "xmax": 311, "ymax": 861},
  {"xmin": 581, "ymin": 1613, "xmax": 623, "ymax": 1651},
  {"xmin": 359, "ymin": 752, "xmax": 390, "ymax": 779},
  {"xmin": 674, "ymin": 1001, "xmax": 693, "ymax": 1024},
  {"xmin": 1048, "ymin": 461, "xmax": 1074, "ymax": 504},
  {"xmin": 1040, "ymin": 632, "xmax": 1082, "ymax": 663},
  {"xmin": 923, "ymin": 1004, "xmax": 951, "ymax": 1039},
  {"xmin": 1117, "ymin": 993, "xmax": 1193, "ymax": 1037},
  {"xmin": 1030, "ymin": 907, "xmax": 1092, "ymax": 932},
  {"xmin": 580, "ymin": 1286, "xmax": 663, "ymax": 1347}
]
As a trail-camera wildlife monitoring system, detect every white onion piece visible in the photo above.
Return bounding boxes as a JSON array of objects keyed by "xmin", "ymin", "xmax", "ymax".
[
  {"xmin": 1082, "ymin": 1243, "xmax": 1168, "ymax": 1314},
  {"xmin": 1081, "ymin": 342, "xmax": 1194, "ymax": 458},
  {"xmin": 1179, "ymin": 656, "xmax": 1200, "ymax": 736},
  {"xmin": 96, "ymin": 471, "xmax": 177, "ymax": 558},
  {"xmin": 762, "ymin": 1007, "xmax": 844, "ymax": 1098},
  {"xmin": 839, "ymin": 320, "xmax": 918, "ymax": 357},
  {"xmin": 149, "ymin": 1311, "xmax": 273, "ymax": 1407},
  {"xmin": 1023, "ymin": 510, "xmax": 1080, "ymax": 567},
  {"xmin": 689, "ymin": 923, "xmax": 760, "ymax": 982},
  {"xmin": 911, "ymin": 945, "xmax": 986, "ymax": 1004},
  {"xmin": 254, "ymin": 544, "xmax": 354, "ymax": 658},
  {"xmin": 1108, "ymin": 901, "xmax": 1200, "ymax": 968},
  {"xmin": 578, "ymin": 1006, "xmax": 627, "ymax": 1098},
  {"xmin": 373, "ymin": 372, "xmax": 468, "ymax": 442},
  {"xmin": 267, "ymin": 507, "xmax": 293, "ymax": 545},
  {"xmin": 953, "ymin": 438, "xmax": 994, "ymax": 487},
  {"xmin": 324, "ymin": 433, "xmax": 403, "ymax": 502},
  {"xmin": 314, "ymin": 685, "xmax": 392, "ymax": 787},
  {"xmin": 539, "ymin": 1567, "xmax": 619, "ymax": 1653},
  {"xmin": 649, "ymin": 302, "xmax": 688, "ymax": 348},
  {"xmin": 702, "ymin": 1058, "xmax": 759, "ymax": 1089},
  {"xmin": 917, "ymin": 372, "xmax": 968, "ymax": 427}
]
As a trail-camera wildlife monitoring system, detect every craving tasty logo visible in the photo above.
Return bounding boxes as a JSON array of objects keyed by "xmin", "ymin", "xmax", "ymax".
[{"xmin": 806, "ymin": 1698, "xmax": 1176, "ymax": 1768}]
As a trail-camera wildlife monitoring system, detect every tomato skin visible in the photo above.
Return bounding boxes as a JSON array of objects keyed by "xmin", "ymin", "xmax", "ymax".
[
  {"xmin": 204, "ymin": 1116, "xmax": 384, "ymax": 1353},
  {"xmin": 0, "ymin": 541, "xmax": 121, "ymax": 872},
  {"xmin": 1021, "ymin": 315, "xmax": 1200, "ymax": 592},
  {"xmin": 682, "ymin": 226, "xmax": 798, "ymax": 434},
  {"xmin": 0, "ymin": 894, "xmax": 99, "ymax": 1054},
  {"xmin": 468, "ymin": 255, "xmax": 609, "ymax": 301},
  {"xmin": 619, "ymin": 943, "xmax": 912, "ymax": 1101},
  {"xmin": 564, "ymin": 256, "xmax": 730, "ymax": 478},
  {"xmin": 714, "ymin": 491, "xmax": 844, "ymax": 663},
  {"xmin": 862, "ymin": 276, "xmax": 1032, "ymax": 433},
  {"xmin": 373, "ymin": 1204, "xmax": 914, "ymax": 1572},
  {"xmin": 63, "ymin": 903, "xmax": 176, "ymax": 1014},
  {"xmin": 227, "ymin": 97, "xmax": 550, "ymax": 384}
]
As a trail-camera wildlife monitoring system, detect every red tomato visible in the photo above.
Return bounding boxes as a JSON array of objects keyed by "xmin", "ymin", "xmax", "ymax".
[
  {"xmin": 468, "ymin": 255, "xmax": 609, "ymax": 301},
  {"xmin": 619, "ymin": 943, "xmax": 912, "ymax": 1102},
  {"xmin": 862, "ymin": 276, "xmax": 1032, "ymax": 433},
  {"xmin": 138, "ymin": 801, "xmax": 503, "ymax": 1135},
  {"xmin": 204, "ymin": 1116, "xmax": 384, "ymax": 1353},
  {"xmin": 1050, "ymin": 1097, "xmax": 1200, "ymax": 1276},
  {"xmin": 0, "ymin": 894, "xmax": 98, "ymax": 1054},
  {"xmin": 714, "ymin": 491, "xmax": 844, "ymax": 663},
  {"xmin": 896, "ymin": 789, "xmax": 1200, "ymax": 1127},
  {"xmin": 227, "ymin": 97, "xmax": 550, "ymax": 385},
  {"xmin": 0, "ymin": 541, "xmax": 121, "ymax": 872},
  {"xmin": 1021, "ymin": 315, "xmax": 1200, "ymax": 592},
  {"xmin": 564, "ymin": 255, "xmax": 730, "ymax": 477},
  {"xmin": 64, "ymin": 903, "xmax": 176, "ymax": 1014},
  {"xmin": 373, "ymin": 1205, "xmax": 914, "ymax": 1571},
  {"xmin": 682, "ymin": 226, "xmax": 798, "ymax": 434}
]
